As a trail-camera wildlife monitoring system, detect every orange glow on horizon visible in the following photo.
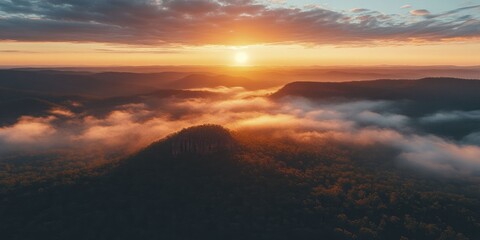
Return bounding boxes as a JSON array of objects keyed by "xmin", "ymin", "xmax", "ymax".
[{"xmin": 0, "ymin": 41, "xmax": 479, "ymax": 67}]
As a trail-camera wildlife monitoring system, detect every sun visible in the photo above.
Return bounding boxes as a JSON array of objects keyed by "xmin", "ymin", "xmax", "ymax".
[{"xmin": 234, "ymin": 51, "xmax": 249, "ymax": 65}]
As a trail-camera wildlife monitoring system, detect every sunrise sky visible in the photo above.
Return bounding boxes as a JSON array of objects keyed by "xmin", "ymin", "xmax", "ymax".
[{"xmin": 0, "ymin": 0, "xmax": 479, "ymax": 66}]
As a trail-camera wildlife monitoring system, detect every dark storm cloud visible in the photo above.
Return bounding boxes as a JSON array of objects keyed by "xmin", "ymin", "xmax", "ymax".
[{"xmin": 0, "ymin": 0, "xmax": 479, "ymax": 45}]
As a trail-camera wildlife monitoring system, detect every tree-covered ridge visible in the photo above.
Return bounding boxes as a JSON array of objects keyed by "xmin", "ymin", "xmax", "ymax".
[
  {"xmin": 1, "ymin": 125, "xmax": 479, "ymax": 239},
  {"xmin": 165, "ymin": 124, "xmax": 236, "ymax": 156}
]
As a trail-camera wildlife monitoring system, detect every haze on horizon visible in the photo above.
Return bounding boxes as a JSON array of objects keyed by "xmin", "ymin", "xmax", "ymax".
[{"xmin": 0, "ymin": 0, "xmax": 479, "ymax": 66}]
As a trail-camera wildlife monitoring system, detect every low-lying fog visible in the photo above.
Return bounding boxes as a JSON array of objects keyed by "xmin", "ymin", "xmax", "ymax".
[{"xmin": 1, "ymin": 85, "xmax": 479, "ymax": 179}]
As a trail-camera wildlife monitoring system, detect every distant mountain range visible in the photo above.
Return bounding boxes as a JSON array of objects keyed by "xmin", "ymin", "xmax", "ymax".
[
  {"xmin": 273, "ymin": 77, "xmax": 479, "ymax": 100},
  {"xmin": 0, "ymin": 69, "xmax": 265, "ymax": 97},
  {"xmin": 272, "ymin": 77, "xmax": 480, "ymax": 113},
  {"xmin": 2, "ymin": 67, "xmax": 480, "ymax": 97}
]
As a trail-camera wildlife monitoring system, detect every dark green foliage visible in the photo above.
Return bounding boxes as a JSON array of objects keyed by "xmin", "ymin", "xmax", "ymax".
[{"xmin": 1, "ymin": 125, "xmax": 479, "ymax": 239}]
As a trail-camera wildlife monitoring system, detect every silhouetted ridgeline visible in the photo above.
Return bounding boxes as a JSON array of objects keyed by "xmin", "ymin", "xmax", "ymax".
[
  {"xmin": 0, "ymin": 69, "xmax": 259, "ymax": 97},
  {"xmin": 273, "ymin": 78, "xmax": 480, "ymax": 104}
]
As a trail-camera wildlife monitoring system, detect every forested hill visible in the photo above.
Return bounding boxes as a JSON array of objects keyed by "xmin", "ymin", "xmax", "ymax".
[
  {"xmin": 272, "ymin": 77, "xmax": 480, "ymax": 109},
  {"xmin": 1, "ymin": 125, "xmax": 479, "ymax": 239}
]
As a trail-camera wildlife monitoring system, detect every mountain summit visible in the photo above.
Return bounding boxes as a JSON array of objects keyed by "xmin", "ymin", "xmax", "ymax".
[
  {"xmin": 165, "ymin": 124, "xmax": 236, "ymax": 156},
  {"xmin": 117, "ymin": 124, "xmax": 238, "ymax": 181}
]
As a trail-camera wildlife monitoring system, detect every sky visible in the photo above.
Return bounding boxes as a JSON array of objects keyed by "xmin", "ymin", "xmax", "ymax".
[
  {"xmin": 0, "ymin": 0, "xmax": 479, "ymax": 66},
  {"xmin": 278, "ymin": 0, "xmax": 475, "ymax": 14}
]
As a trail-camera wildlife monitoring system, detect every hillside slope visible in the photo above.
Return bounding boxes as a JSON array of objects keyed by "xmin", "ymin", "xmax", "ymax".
[{"xmin": 1, "ymin": 125, "xmax": 480, "ymax": 239}]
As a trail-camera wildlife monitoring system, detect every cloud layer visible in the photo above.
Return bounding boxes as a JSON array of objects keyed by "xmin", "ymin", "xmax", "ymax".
[
  {"xmin": 0, "ymin": 0, "xmax": 479, "ymax": 45},
  {"xmin": 1, "ymin": 87, "xmax": 480, "ymax": 178}
]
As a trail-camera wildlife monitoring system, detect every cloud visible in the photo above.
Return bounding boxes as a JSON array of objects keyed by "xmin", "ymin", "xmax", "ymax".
[
  {"xmin": 1, "ymin": 87, "xmax": 480, "ymax": 177},
  {"xmin": 395, "ymin": 135, "xmax": 480, "ymax": 176},
  {"xmin": 401, "ymin": 5, "xmax": 412, "ymax": 9},
  {"xmin": 0, "ymin": 1, "xmax": 479, "ymax": 45},
  {"xmin": 267, "ymin": 0, "xmax": 286, "ymax": 4},
  {"xmin": 76, "ymin": 111, "xmax": 178, "ymax": 151},
  {"xmin": 49, "ymin": 108, "xmax": 75, "ymax": 117},
  {"xmin": 410, "ymin": 9, "xmax": 431, "ymax": 16},
  {"xmin": 463, "ymin": 132, "xmax": 480, "ymax": 145},
  {"xmin": 283, "ymin": 127, "xmax": 480, "ymax": 177},
  {"xmin": 0, "ymin": 50, "xmax": 38, "ymax": 53},
  {"xmin": 0, "ymin": 116, "xmax": 57, "ymax": 144},
  {"xmin": 355, "ymin": 111, "xmax": 409, "ymax": 128},
  {"xmin": 0, "ymin": 116, "xmax": 61, "ymax": 153},
  {"xmin": 426, "ymin": 5, "xmax": 480, "ymax": 19},
  {"xmin": 351, "ymin": 8, "xmax": 369, "ymax": 13},
  {"xmin": 420, "ymin": 110, "xmax": 480, "ymax": 123}
]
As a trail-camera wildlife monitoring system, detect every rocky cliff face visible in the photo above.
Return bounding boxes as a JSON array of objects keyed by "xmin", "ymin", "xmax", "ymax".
[{"xmin": 166, "ymin": 125, "xmax": 236, "ymax": 156}]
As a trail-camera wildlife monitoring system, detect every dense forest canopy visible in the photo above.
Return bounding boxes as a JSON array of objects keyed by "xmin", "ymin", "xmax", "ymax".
[{"xmin": 1, "ymin": 124, "xmax": 479, "ymax": 239}]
